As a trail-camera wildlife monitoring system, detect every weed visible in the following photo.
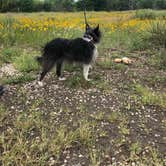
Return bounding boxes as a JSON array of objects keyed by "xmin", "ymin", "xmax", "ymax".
[
  {"xmin": 108, "ymin": 112, "xmax": 119, "ymax": 123},
  {"xmin": 134, "ymin": 84, "xmax": 166, "ymax": 108},
  {"xmin": 0, "ymin": 47, "xmax": 21, "ymax": 64},
  {"xmin": 147, "ymin": 21, "xmax": 166, "ymax": 48},
  {"xmin": 2, "ymin": 74, "xmax": 36, "ymax": 84},
  {"xmin": 13, "ymin": 53, "xmax": 39, "ymax": 72},
  {"xmin": 148, "ymin": 48, "xmax": 166, "ymax": 70},
  {"xmin": 89, "ymin": 148, "xmax": 101, "ymax": 166},
  {"xmin": 130, "ymin": 142, "xmax": 142, "ymax": 158}
]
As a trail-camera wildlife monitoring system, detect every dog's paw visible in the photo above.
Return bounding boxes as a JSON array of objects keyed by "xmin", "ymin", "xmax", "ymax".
[
  {"xmin": 38, "ymin": 81, "xmax": 44, "ymax": 87},
  {"xmin": 86, "ymin": 78, "xmax": 92, "ymax": 81},
  {"xmin": 89, "ymin": 65, "xmax": 93, "ymax": 69},
  {"xmin": 58, "ymin": 77, "xmax": 66, "ymax": 81}
]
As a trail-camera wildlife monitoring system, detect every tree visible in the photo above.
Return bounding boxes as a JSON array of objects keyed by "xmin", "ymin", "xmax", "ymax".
[
  {"xmin": 75, "ymin": 0, "xmax": 94, "ymax": 11},
  {"xmin": 19, "ymin": 0, "xmax": 34, "ymax": 12},
  {"xmin": 137, "ymin": 0, "xmax": 153, "ymax": 9},
  {"xmin": 0, "ymin": 0, "xmax": 18, "ymax": 12},
  {"xmin": 154, "ymin": 0, "xmax": 166, "ymax": 9}
]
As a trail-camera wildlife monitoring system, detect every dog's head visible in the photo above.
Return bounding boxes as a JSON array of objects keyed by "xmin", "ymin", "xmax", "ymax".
[{"xmin": 84, "ymin": 24, "xmax": 101, "ymax": 44}]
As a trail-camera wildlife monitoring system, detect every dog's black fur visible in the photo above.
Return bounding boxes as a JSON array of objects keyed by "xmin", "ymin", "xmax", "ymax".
[{"xmin": 37, "ymin": 24, "xmax": 101, "ymax": 81}]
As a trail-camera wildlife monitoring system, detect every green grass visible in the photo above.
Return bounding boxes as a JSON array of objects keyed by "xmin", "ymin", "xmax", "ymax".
[
  {"xmin": 134, "ymin": 84, "xmax": 166, "ymax": 109},
  {"xmin": 0, "ymin": 16, "xmax": 82, "ymax": 48},
  {"xmin": 13, "ymin": 53, "xmax": 39, "ymax": 72},
  {"xmin": 0, "ymin": 11, "xmax": 166, "ymax": 165},
  {"xmin": 2, "ymin": 74, "xmax": 36, "ymax": 84},
  {"xmin": 0, "ymin": 47, "xmax": 21, "ymax": 64},
  {"xmin": 147, "ymin": 21, "xmax": 166, "ymax": 48},
  {"xmin": 135, "ymin": 9, "xmax": 157, "ymax": 20},
  {"xmin": 0, "ymin": 103, "xmax": 97, "ymax": 165},
  {"xmin": 0, "ymin": 100, "xmax": 165, "ymax": 165},
  {"xmin": 135, "ymin": 9, "xmax": 166, "ymax": 20}
]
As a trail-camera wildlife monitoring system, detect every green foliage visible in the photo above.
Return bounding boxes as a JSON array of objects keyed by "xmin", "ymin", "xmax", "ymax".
[
  {"xmin": 148, "ymin": 48, "xmax": 166, "ymax": 70},
  {"xmin": 135, "ymin": 9, "xmax": 157, "ymax": 20},
  {"xmin": 65, "ymin": 74, "xmax": 92, "ymax": 89},
  {"xmin": 0, "ymin": 0, "xmax": 165, "ymax": 12},
  {"xmin": 13, "ymin": 53, "xmax": 39, "ymax": 72},
  {"xmin": 0, "ymin": 17, "xmax": 17, "ymax": 46},
  {"xmin": 137, "ymin": 0, "xmax": 153, "ymax": 9},
  {"xmin": 0, "ymin": 47, "xmax": 21, "ymax": 63},
  {"xmin": 19, "ymin": 0, "xmax": 34, "ymax": 12},
  {"xmin": 134, "ymin": 84, "xmax": 166, "ymax": 108},
  {"xmin": 147, "ymin": 21, "xmax": 166, "ymax": 48},
  {"xmin": 129, "ymin": 20, "xmax": 166, "ymax": 50},
  {"xmin": 2, "ymin": 74, "xmax": 36, "ymax": 84}
]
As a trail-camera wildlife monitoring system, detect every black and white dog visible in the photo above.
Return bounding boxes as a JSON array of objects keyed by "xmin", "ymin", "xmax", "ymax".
[{"xmin": 37, "ymin": 24, "xmax": 101, "ymax": 83}]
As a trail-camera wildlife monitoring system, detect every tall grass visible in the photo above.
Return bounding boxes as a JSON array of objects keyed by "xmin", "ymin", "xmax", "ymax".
[
  {"xmin": 0, "ymin": 11, "xmax": 166, "ymax": 80},
  {"xmin": 147, "ymin": 21, "xmax": 166, "ymax": 48},
  {"xmin": 0, "ymin": 17, "xmax": 82, "ymax": 48},
  {"xmin": 135, "ymin": 9, "xmax": 157, "ymax": 20},
  {"xmin": 135, "ymin": 9, "xmax": 166, "ymax": 20}
]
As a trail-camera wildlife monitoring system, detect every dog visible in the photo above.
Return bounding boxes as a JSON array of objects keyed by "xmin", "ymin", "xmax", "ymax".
[{"xmin": 37, "ymin": 24, "xmax": 101, "ymax": 83}]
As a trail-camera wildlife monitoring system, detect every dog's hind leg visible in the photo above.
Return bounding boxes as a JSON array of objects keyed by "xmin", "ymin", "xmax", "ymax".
[
  {"xmin": 83, "ymin": 64, "xmax": 91, "ymax": 81},
  {"xmin": 56, "ymin": 61, "xmax": 66, "ymax": 81},
  {"xmin": 39, "ymin": 60, "xmax": 55, "ymax": 81}
]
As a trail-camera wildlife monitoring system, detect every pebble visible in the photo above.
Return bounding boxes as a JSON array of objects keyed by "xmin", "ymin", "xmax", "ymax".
[{"xmin": 78, "ymin": 154, "xmax": 83, "ymax": 158}]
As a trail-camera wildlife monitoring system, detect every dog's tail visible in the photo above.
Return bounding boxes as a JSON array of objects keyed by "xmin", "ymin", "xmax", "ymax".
[{"xmin": 36, "ymin": 56, "xmax": 43, "ymax": 65}]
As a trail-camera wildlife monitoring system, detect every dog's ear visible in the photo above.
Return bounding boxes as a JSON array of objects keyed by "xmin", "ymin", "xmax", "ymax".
[
  {"xmin": 94, "ymin": 24, "xmax": 99, "ymax": 32},
  {"xmin": 86, "ymin": 23, "xmax": 91, "ymax": 32}
]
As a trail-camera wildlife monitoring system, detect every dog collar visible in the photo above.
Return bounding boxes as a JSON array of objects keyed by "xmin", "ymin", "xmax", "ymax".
[
  {"xmin": 83, "ymin": 37, "xmax": 92, "ymax": 42},
  {"xmin": 83, "ymin": 35, "xmax": 93, "ymax": 42}
]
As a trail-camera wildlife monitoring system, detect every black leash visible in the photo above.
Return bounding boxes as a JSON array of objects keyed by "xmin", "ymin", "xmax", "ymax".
[{"xmin": 82, "ymin": 0, "xmax": 89, "ymax": 29}]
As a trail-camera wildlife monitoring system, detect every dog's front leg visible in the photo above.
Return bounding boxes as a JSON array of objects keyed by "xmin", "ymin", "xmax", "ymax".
[{"xmin": 83, "ymin": 64, "xmax": 91, "ymax": 81}]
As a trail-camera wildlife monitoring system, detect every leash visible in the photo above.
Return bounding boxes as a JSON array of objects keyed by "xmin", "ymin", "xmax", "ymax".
[{"xmin": 82, "ymin": 0, "xmax": 89, "ymax": 29}]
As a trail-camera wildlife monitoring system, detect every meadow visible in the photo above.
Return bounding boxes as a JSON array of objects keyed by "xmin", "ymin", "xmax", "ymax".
[{"xmin": 0, "ymin": 10, "xmax": 166, "ymax": 165}]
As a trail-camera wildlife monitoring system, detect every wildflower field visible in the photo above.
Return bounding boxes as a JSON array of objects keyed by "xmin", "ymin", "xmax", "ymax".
[{"xmin": 0, "ymin": 10, "xmax": 166, "ymax": 165}]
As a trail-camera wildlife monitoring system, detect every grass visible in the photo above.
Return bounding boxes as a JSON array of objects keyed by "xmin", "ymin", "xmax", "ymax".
[
  {"xmin": 135, "ymin": 9, "xmax": 166, "ymax": 20},
  {"xmin": 13, "ymin": 53, "xmax": 39, "ymax": 72},
  {"xmin": 134, "ymin": 84, "xmax": 166, "ymax": 109},
  {"xmin": 135, "ymin": 9, "xmax": 157, "ymax": 20},
  {"xmin": 0, "ymin": 11, "xmax": 166, "ymax": 165},
  {"xmin": 0, "ymin": 103, "xmax": 97, "ymax": 165},
  {"xmin": 148, "ymin": 48, "xmax": 166, "ymax": 70},
  {"xmin": 0, "ymin": 47, "xmax": 21, "ymax": 64},
  {"xmin": 147, "ymin": 21, "xmax": 166, "ymax": 48},
  {"xmin": 2, "ymin": 74, "xmax": 36, "ymax": 84},
  {"xmin": 0, "ymin": 98, "xmax": 165, "ymax": 165}
]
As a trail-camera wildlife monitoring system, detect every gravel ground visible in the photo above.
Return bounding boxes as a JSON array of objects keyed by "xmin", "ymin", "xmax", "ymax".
[{"xmin": 1, "ymin": 55, "xmax": 166, "ymax": 165}]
